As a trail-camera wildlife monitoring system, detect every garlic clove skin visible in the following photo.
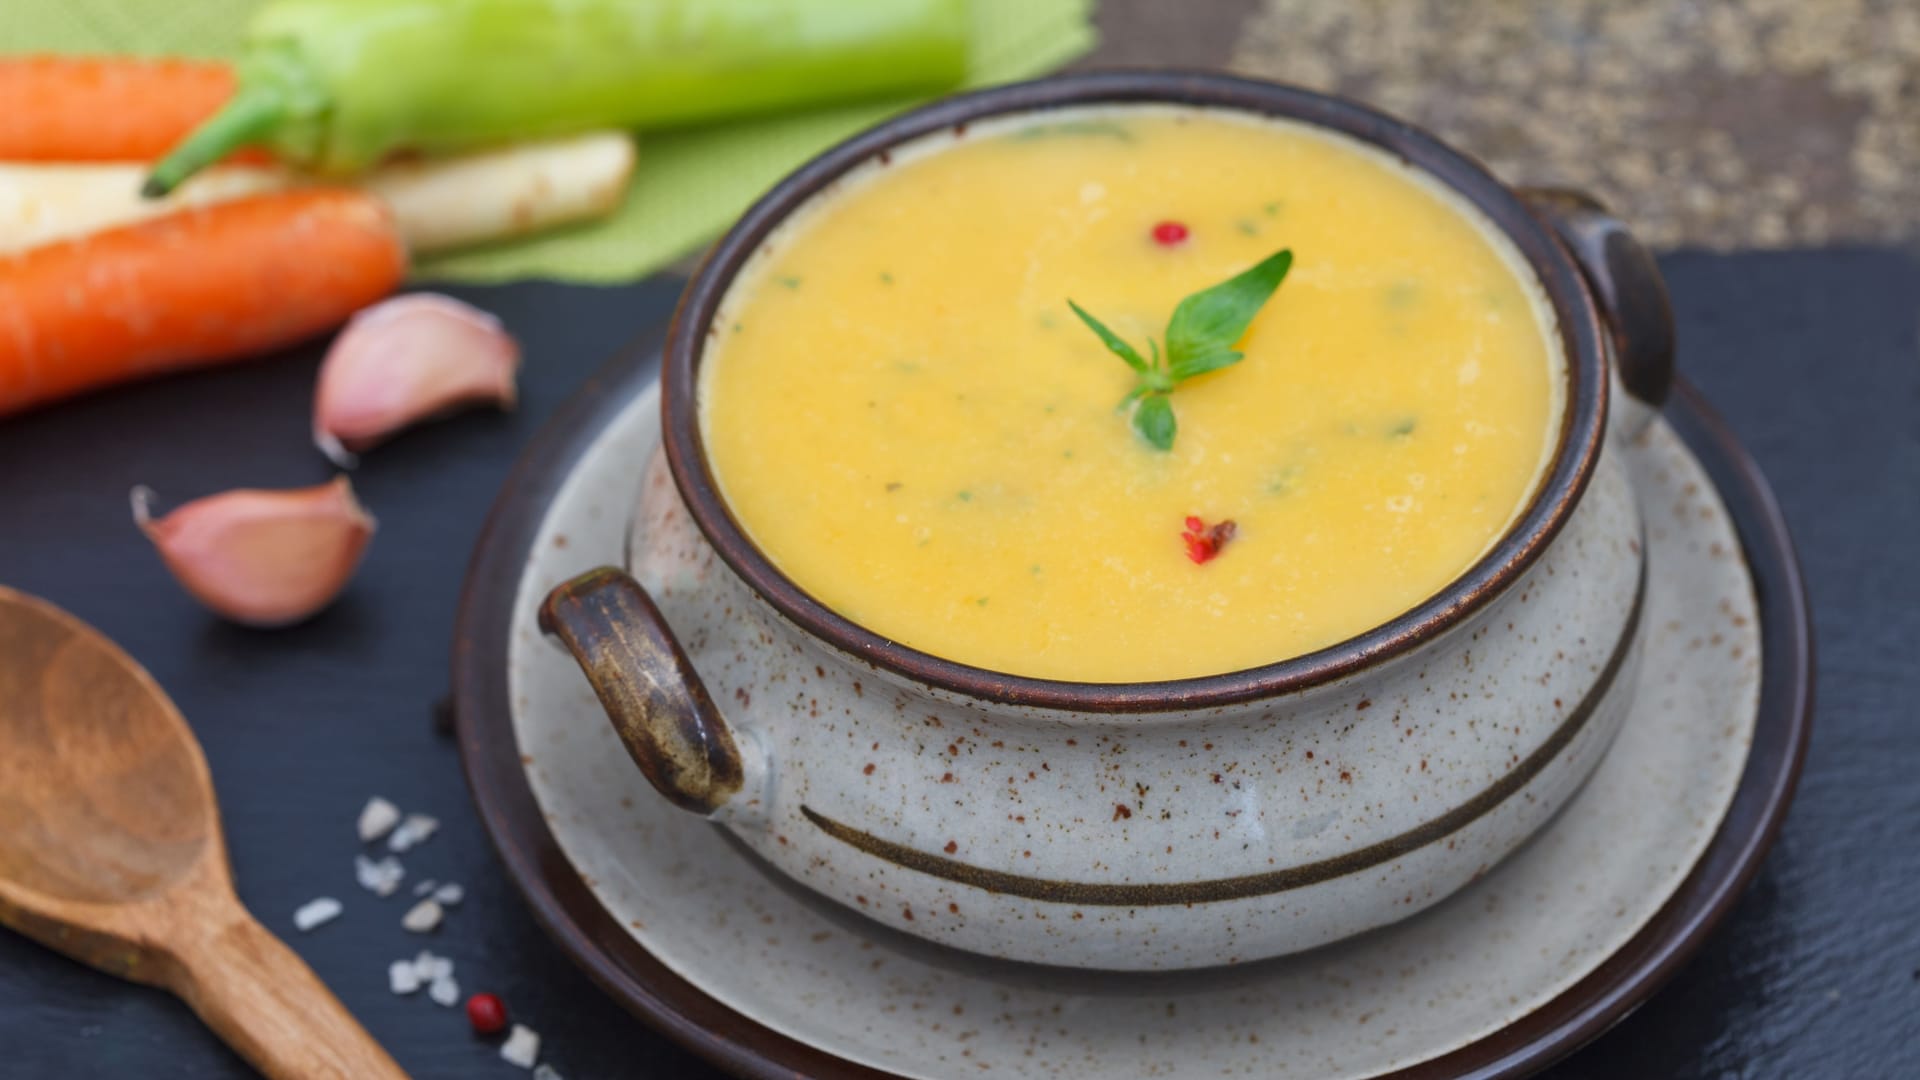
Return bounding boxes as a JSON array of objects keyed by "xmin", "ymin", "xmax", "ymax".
[
  {"xmin": 313, "ymin": 293, "xmax": 520, "ymax": 467},
  {"xmin": 132, "ymin": 477, "xmax": 375, "ymax": 627}
]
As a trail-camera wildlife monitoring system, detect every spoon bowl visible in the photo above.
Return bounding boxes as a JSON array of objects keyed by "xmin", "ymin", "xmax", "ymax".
[
  {"xmin": 0, "ymin": 586, "xmax": 405, "ymax": 1079},
  {"xmin": 0, "ymin": 589, "xmax": 213, "ymax": 908}
]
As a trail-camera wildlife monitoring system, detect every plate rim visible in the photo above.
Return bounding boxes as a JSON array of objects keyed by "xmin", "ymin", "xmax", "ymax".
[{"xmin": 452, "ymin": 339, "xmax": 1814, "ymax": 1080}]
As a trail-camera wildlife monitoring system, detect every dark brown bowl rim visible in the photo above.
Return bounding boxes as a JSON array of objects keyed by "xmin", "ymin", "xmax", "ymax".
[
  {"xmin": 453, "ymin": 335, "xmax": 1812, "ymax": 1080},
  {"xmin": 663, "ymin": 70, "xmax": 1610, "ymax": 713}
]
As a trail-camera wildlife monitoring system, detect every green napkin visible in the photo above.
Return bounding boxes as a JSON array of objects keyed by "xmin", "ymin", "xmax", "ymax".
[{"xmin": 1, "ymin": 0, "xmax": 1097, "ymax": 283}]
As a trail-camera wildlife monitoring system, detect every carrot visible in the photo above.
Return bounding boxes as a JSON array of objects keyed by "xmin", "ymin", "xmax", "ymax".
[
  {"xmin": 0, "ymin": 189, "xmax": 407, "ymax": 417},
  {"xmin": 0, "ymin": 55, "xmax": 271, "ymax": 163}
]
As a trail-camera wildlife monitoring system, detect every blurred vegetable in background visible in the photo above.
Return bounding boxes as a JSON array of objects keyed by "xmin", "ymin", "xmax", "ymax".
[
  {"xmin": 0, "ymin": 0, "xmax": 1091, "ymax": 417},
  {"xmin": 147, "ymin": 0, "xmax": 969, "ymax": 194},
  {"xmin": 0, "ymin": 0, "xmax": 1094, "ymax": 284},
  {"xmin": 0, "ymin": 56, "xmax": 266, "ymax": 162},
  {"xmin": 0, "ymin": 189, "xmax": 405, "ymax": 417},
  {"xmin": 1, "ymin": 133, "xmax": 636, "ymax": 254}
]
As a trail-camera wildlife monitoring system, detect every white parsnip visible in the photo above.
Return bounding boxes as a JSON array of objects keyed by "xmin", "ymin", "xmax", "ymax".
[
  {"xmin": 0, "ymin": 131, "xmax": 636, "ymax": 256},
  {"xmin": 0, "ymin": 162, "xmax": 289, "ymax": 253},
  {"xmin": 365, "ymin": 132, "xmax": 636, "ymax": 253}
]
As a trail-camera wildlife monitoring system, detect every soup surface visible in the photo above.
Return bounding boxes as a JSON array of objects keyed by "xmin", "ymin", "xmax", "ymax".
[{"xmin": 700, "ymin": 108, "xmax": 1561, "ymax": 682}]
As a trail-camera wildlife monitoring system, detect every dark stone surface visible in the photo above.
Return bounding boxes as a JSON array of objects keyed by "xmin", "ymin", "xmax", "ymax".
[
  {"xmin": 1, "ymin": 251, "xmax": 1916, "ymax": 1076},
  {"xmin": 1538, "ymin": 249, "xmax": 1920, "ymax": 1079}
]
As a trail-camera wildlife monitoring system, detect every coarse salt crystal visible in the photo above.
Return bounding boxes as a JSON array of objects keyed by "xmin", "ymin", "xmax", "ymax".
[
  {"xmin": 401, "ymin": 898, "xmax": 444, "ymax": 933},
  {"xmin": 292, "ymin": 897, "xmax": 342, "ymax": 932},
  {"xmin": 500, "ymin": 1024, "xmax": 540, "ymax": 1069},
  {"xmin": 388, "ymin": 959, "xmax": 422, "ymax": 995},
  {"xmin": 533, "ymin": 1065, "xmax": 563, "ymax": 1080},
  {"xmin": 411, "ymin": 950, "xmax": 453, "ymax": 981},
  {"xmin": 412, "ymin": 878, "xmax": 439, "ymax": 897},
  {"xmin": 387, "ymin": 813, "xmax": 440, "ymax": 853},
  {"xmin": 433, "ymin": 882, "xmax": 464, "ymax": 906},
  {"xmin": 428, "ymin": 973, "xmax": 460, "ymax": 1007},
  {"xmin": 357, "ymin": 796, "xmax": 401, "ymax": 843},
  {"xmin": 355, "ymin": 854, "xmax": 405, "ymax": 897}
]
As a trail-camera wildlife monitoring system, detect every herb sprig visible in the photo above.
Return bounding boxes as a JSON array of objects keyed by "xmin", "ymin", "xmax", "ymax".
[{"xmin": 1068, "ymin": 249, "xmax": 1293, "ymax": 450}]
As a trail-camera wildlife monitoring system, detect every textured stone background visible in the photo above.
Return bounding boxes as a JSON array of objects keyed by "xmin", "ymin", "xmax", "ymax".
[{"xmin": 1091, "ymin": 0, "xmax": 1920, "ymax": 250}]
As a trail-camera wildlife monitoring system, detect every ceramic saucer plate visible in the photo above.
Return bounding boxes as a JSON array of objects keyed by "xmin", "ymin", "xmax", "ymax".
[{"xmin": 454, "ymin": 342, "xmax": 1811, "ymax": 1080}]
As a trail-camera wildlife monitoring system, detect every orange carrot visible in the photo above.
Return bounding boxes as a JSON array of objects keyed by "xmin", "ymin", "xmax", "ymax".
[
  {"xmin": 0, "ymin": 189, "xmax": 407, "ymax": 416},
  {"xmin": 0, "ymin": 55, "xmax": 271, "ymax": 163}
]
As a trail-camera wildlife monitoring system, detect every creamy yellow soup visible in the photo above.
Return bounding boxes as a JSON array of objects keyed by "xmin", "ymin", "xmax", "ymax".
[{"xmin": 700, "ymin": 108, "xmax": 1561, "ymax": 682}]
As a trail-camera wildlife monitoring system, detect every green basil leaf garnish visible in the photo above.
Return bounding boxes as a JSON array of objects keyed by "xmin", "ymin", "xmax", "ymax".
[{"xmin": 1068, "ymin": 248, "xmax": 1291, "ymax": 450}]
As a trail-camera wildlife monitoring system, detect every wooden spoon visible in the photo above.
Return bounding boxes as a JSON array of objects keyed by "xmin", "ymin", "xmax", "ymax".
[{"xmin": 0, "ymin": 586, "xmax": 407, "ymax": 1078}]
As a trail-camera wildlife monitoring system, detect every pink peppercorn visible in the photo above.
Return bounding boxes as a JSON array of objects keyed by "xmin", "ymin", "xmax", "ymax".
[
  {"xmin": 1151, "ymin": 220, "xmax": 1190, "ymax": 246},
  {"xmin": 466, "ymin": 992, "xmax": 509, "ymax": 1035},
  {"xmin": 1182, "ymin": 515, "xmax": 1237, "ymax": 564}
]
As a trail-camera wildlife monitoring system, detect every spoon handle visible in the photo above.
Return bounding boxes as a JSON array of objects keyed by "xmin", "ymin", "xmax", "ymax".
[{"xmin": 172, "ymin": 911, "xmax": 408, "ymax": 1079}]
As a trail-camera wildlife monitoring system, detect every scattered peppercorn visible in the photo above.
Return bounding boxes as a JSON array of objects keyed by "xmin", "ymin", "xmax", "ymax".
[
  {"xmin": 466, "ymin": 992, "xmax": 509, "ymax": 1036},
  {"xmin": 1151, "ymin": 220, "xmax": 1190, "ymax": 246},
  {"xmin": 1182, "ymin": 515, "xmax": 1238, "ymax": 564}
]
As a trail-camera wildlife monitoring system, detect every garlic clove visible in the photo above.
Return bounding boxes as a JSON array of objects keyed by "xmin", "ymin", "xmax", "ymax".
[
  {"xmin": 313, "ymin": 293, "xmax": 520, "ymax": 467},
  {"xmin": 132, "ymin": 476, "xmax": 375, "ymax": 627}
]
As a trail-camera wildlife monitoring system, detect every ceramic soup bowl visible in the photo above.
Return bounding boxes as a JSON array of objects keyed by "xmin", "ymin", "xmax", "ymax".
[{"xmin": 540, "ymin": 72, "xmax": 1675, "ymax": 972}]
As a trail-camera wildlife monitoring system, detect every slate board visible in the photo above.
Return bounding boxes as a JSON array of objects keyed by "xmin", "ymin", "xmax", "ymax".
[{"xmin": 1, "ymin": 251, "xmax": 1915, "ymax": 1078}]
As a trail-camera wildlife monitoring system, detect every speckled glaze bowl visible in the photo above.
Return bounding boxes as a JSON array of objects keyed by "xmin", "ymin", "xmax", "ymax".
[{"xmin": 538, "ymin": 72, "xmax": 1677, "ymax": 971}]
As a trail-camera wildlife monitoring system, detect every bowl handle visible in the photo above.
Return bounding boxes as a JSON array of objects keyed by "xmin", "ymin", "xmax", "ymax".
[
  {"xmin": 538, "ymin": 566, "xmax": 762, "ymax": 820},
  {"xmin": 1519, "ymin": 187, "xmax": 1675, "ymax": 441}
]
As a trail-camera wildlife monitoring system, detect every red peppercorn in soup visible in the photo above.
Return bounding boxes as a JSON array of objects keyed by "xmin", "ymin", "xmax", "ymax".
[{"xmin": 699, "ymin": 107, "xmax": 1563, "ymax": 682}]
